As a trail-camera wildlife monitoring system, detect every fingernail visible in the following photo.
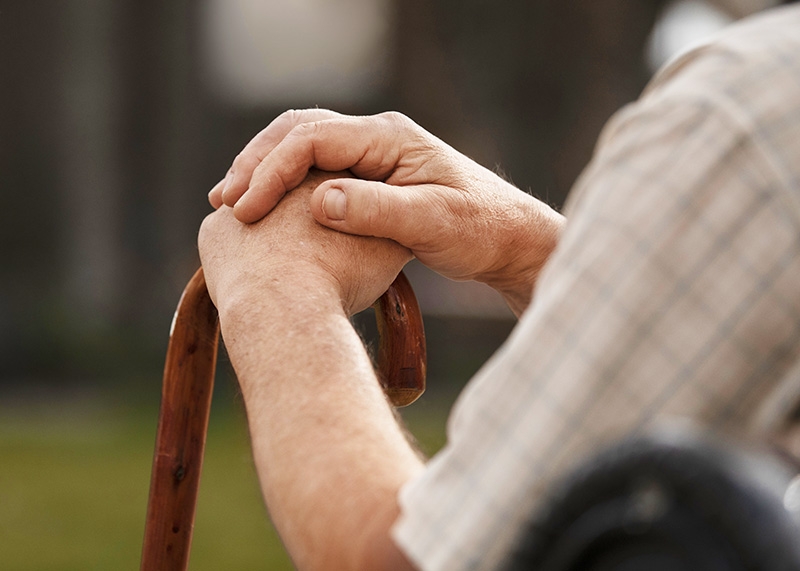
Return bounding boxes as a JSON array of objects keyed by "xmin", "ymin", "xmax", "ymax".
[{"xmin": 323, "ymin": 188, "xmax": 347, "ymax": 220}]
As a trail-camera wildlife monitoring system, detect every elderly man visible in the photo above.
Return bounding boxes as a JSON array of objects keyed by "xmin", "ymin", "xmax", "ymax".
[{"xmin": 200, "ymin": 3, "xmax": 800, "ymax": 569}]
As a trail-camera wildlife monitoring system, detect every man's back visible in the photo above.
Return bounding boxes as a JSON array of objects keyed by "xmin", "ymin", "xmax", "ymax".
[{"xmin": 393, "ymin": 5, "xmax": 800, "ymax": 569}]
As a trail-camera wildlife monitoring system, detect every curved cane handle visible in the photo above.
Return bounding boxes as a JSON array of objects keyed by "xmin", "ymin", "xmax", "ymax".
[
  {"xmin": 373, "ymin": 271, "xmax": 427, "ymax": 407},
  {"xmin": 141, "ymin": 268, "xmax": 426, "ymax": 570}
]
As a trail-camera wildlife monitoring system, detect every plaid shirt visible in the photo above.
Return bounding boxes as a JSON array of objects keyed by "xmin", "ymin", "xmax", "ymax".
[{"xmin": 393, "ymin": 5, "xmax": 800, "ymax": 570}]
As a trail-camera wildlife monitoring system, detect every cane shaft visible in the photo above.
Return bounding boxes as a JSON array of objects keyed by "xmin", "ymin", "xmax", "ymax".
[{"xmin": 141, "ymin": 268, "xmax": 218, "ymax": 571}]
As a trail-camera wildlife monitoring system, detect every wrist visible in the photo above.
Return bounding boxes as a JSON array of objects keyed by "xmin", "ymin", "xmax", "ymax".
[
  {"xmin": 216, "ymin": 267, "xmax": 350, "ymax": 398},
  {"xmin": 215, "ymin": 262, "xmax": 345, "ymax": 333},
  {"xmin": 479, "ymin": 197, "xmax": 565, "ymax": 316}
]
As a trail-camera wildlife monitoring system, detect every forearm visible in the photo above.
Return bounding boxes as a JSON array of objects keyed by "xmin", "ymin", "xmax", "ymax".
[{"xmin": 218, "ymin": 281, "xmax": 423, "ymax": 570}]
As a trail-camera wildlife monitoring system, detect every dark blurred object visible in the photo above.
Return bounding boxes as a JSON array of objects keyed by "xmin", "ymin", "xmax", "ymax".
[{"xmin": 504, "ymin": 427, "xmax": 800, "ymax": 570}]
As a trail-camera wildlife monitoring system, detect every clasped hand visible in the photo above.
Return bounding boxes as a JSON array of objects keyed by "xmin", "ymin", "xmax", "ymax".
[
  {"xmin": 206, "ymin": 109, "xmax": 564, "ymax": 316},
  {"xmin": 199, "ymin": 169, "xmax": 411, "ymax": 318}
]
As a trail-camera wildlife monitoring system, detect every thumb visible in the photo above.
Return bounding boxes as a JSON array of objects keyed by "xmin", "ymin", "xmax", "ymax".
[{"xmin": 310, "ymin": 178, "xmax": 434, "ymax": 248}]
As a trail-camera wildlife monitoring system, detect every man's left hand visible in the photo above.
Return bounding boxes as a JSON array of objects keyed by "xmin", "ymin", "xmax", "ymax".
[{"xmin": 199, "ymin": 169, "xmax": 412, "ymax": 319}]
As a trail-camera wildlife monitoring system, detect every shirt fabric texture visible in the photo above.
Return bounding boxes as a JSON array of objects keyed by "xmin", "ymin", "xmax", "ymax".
[{"xmin": 392, "ymin": 5, "xmax": 800, "ymax": 569}]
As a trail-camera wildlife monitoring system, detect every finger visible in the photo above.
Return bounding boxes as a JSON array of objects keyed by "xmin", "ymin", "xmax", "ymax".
[
  {"xmin": 234, "ymin": 113, "xmax": 417, "ymax": 223},
  {"xmin": 221, "ymin": 108, "xmax": 344, "ymax": 207},
  {"xmin": 208, "ymin": 177, "xmax": 226, "ymax": 209},
  {"xmin": 309, "ymin": 178, "xmax": 446, "ymax": 250}
]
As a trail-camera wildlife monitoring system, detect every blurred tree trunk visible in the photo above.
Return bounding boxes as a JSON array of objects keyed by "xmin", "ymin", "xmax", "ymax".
[
  {"xmin": 58, "ymin": 0, "xmax": 125, "ymax": 327},
  {"xmin": 0, "ymin": 0, "xmax": 212, "ymax": 378},
  {"xmin": 116, "ymin": 0, "xmax": 210, "ymax": 328},
  {"xmin": 0, "ymin": 2, "xmax": 70, "ymax": 375},
  {"xmin": 55, "ymin": 0, "xmax": 208, "ymax": 333}
]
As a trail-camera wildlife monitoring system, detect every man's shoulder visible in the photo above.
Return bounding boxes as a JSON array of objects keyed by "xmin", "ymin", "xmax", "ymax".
[{"xmin": 647, "ymin": 4, "xmax": 800, "ymax": 96}]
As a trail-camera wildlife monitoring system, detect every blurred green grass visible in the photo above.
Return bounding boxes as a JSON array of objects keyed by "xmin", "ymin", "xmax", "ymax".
[
  {"xmin": 0, "ymin": 314, "xmax": 510, "ymax": 569},
  {"xmin": 0, "ymin": 381, "xmax": 454, "ymax": 570}
]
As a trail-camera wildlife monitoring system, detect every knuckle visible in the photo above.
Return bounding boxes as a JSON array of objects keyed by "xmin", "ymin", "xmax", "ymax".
[
  {"xmin": 276, "ymin": 108, "xmax": 300, "ymax": 125},
  {"xmin": 280, "ymin": 108, "xmax": 338, "ymax": 130},
  {"xmin": 274, "ymin": 168, "xmax": 295, "ymax": 195},
  {"xmin": 231, "ymin": 150, "xmax": 260, "ymax": 173},
  {"xmin": 288, "ymin": 120, "xmax": 315, "ymax": 141},
  {"xmin": 379, "ymin": 110, "xmax": 405, "ymax": 124},
  {"xmin": 380, "ymin": 111, "xmax": 415, "ymax": 133},
  {"xmin": 297, "ymin": 119, "xmax": 325, "ymax": 138},
  {"xmin": 280, "ymin": 108, "xmax": 305, "ymax": 128},
  {"xmin": 365, "ymin": 185, "xmax": 391, "ymax": 229}
]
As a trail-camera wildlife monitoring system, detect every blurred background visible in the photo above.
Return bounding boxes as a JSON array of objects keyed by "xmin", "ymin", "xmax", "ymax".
[{"xmin": 0, "ymin": 0, "xmax": 776, "ymax": 568}]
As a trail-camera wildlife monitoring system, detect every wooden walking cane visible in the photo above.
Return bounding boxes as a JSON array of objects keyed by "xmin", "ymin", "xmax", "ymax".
[{"xmin": 140, "ymin": 267, "xmax": 426, "ymax": 570}]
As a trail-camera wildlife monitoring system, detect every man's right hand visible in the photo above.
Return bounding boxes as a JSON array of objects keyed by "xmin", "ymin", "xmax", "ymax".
[{"xmin": 208, "ymin": 109, "xmax": 565, "ymax": 315}]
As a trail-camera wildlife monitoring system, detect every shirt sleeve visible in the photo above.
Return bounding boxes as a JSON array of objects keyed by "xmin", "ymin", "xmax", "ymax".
[{"xmin": 392, "ymin": 12, "xmax": 800, "ymax": 570}]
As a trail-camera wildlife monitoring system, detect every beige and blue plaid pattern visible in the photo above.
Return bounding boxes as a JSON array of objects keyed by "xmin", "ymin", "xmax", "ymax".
[{"xmin": 394, "ymin": 6, "xmax": 800, "ymax": 570}]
